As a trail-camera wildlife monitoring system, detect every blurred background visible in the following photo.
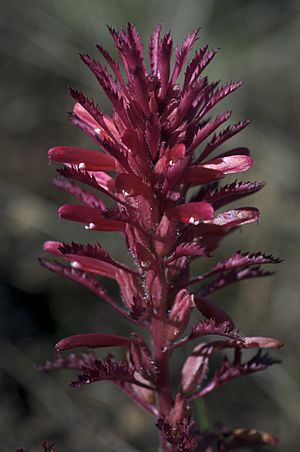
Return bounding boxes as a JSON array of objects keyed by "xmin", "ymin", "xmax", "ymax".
[{"xmin": 1, "ymin": 0, "xmax": 300, "ymax": 450}]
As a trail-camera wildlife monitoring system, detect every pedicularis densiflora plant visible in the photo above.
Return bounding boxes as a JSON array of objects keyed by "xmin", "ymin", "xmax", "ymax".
[{"xmin": 40, "ymin": 24, "xmax": 282, "ymax": 451}]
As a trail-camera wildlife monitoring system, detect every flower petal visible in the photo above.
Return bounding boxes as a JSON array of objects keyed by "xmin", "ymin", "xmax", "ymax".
[
  {"xmin": 195, "ymin": 208, "xmax": 260, "ymax": 235},
  {"xmin": 185, "ymin": 166, "xmax": 224, "ymax": 185},
  {"xmin": 43, "ymin": 241, "xmax": 118, "ymax": 279},
  {"xmin": 154, "ymin": 144, "xmax": 186, "ymax": 175},
  {"xmin": 73, "ymin": 102, "xmax": 101, "ymax": 130},
  {"xmin": 49, "ymin": 147, "xmax": 117, "ymax": 171},
  {"xmin": 56, "ymin": 333, "xmax": 131, "ymax": 352},
  {"xmin": 172, "ymin": 202, "xmax": 214, "ymax": 224},
  {"xmin": 243, "ymin": 337, "xmax": 283, "ymax": 349},
  {"xmin": 115, "ymin": 173, "xmax": 150, "ymax": 197},
  {"xmin": 202, "ymin": 155, "xmax": 253, "ymax": 174},
  {"xmin": 58, "ymin": 204, "xmax": 125, "ymax": 231}
]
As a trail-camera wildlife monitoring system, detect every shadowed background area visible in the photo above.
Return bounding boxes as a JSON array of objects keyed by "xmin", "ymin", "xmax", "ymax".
[{"xmin": 1, "ymin": 0, "xmax": 299, "ymax": 450}]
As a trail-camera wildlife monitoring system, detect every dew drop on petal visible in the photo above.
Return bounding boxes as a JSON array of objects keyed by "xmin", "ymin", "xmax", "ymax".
[
  {"xmin": 78, "ymin": 162, "xmax": 86, "ymax": 170},
  {"xmin": 94, "ymin": 128, "xmax": 101, "ymax": 134},
  {"xmin": 188, "ymin": 216, "xmax": 200, "ymax": 225},
  {"xmin": 140, "ymin": 261, "xmax": 150, "ymax": 269},
  {"xmin": 71, "ymin": 261, "xmax": 81, "ymax": 269},
  {"xmin": 84, "ymin": 222, "xmax": 97, "ymax": 230}
]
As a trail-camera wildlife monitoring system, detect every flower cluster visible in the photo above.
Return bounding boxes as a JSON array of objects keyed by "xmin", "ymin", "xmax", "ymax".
[{"xmin": 40, "ymin": 24, "xmax": 281, "ymax": 451}]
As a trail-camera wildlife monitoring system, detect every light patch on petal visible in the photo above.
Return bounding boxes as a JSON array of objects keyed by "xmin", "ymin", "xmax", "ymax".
[{"xmin": 84, "ymin": 222, "xmax": 97, "ymax": 230}]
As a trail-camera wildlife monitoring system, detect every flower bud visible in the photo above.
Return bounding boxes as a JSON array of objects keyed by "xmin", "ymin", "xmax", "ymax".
[{"xmin": 166, "ymin": 290, "xmax": 194, "ymax": 343}]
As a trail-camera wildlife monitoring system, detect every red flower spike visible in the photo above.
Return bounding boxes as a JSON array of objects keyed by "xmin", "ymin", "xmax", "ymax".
[
  {"xmin": 40, "ymin": 24, "xmax": 282, "ymax": 451},
  {"xmin": 48, "ymin": 146, "xmax": 117, "ymax": 171},
  {"xmin": 56, "ymin": 333, "xmax": 131, "ymax": 352},
  {"xmin": 172, "ymin": 202, "xmax": 214, "ymax": 225}
]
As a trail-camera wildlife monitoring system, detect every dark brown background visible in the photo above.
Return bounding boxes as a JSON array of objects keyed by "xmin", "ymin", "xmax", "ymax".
[{"xmin": 1, "ymin": 0, "xmax": 299, "ymax": 450}]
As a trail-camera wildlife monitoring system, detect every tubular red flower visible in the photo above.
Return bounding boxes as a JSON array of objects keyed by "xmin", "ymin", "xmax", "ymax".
[
  {"xmin": 49, "ymin": 146, "xmax": 117, "ymax": 171},
  {"xmin": 56, "ymin": 333, "xmax": 132, "ymax": 352},
  {"xmin": 58, "ymin": 204, "xmax": 125, "ymax": 231}
]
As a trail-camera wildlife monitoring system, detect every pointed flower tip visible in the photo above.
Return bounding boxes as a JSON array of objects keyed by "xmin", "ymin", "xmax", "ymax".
[
  {"xmin": 57, "ymin": 204, "xmax": 69, "ymax": 220},
  {"xmin": 244, "ymin": 336, "xmax": 283, "ymax": 349},
  {"xmin": 43, "ymin": 240, "xmax": 61, "ymax": 254}
]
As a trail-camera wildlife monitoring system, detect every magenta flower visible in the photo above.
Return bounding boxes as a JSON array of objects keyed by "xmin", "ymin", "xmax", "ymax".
[{"xmin": 40, "ymin": 24, "xmax": 282, "ymax": 451}]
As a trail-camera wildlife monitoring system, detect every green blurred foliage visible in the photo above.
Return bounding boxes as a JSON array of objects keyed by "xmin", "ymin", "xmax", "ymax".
[{"xmin": 0, "ymin": 0, "xmax": 299, "ymax": 450}]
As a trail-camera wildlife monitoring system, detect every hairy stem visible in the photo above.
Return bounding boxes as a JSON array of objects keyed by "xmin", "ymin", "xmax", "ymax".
[{"xmin": 152, "ymin": 315, "xmax": 172, "ymax": 451}]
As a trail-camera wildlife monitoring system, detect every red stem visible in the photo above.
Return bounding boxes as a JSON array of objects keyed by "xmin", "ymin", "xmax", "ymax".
[{"xmin": 152, "ymin": 312, "xmax": 172, "ymax": 451}]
